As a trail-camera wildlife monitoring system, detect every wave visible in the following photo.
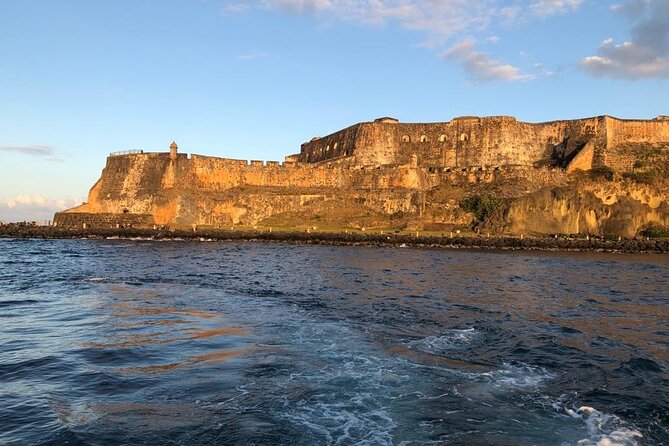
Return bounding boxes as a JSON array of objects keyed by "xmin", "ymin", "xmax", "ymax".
[
  {"xmin": 471, "ymin": 363, "xmax": 556, "ymax": 389},
  {"xmin": 556, "ymin": 400, "xmax": 643, "ymax": 446},
  {"xmin": 407, "ymin": 328, "xmax": 481, "ymax": 354},
  {"xmin": 0, "ymin": 299, "xmax": 41, "ymax": 308}
]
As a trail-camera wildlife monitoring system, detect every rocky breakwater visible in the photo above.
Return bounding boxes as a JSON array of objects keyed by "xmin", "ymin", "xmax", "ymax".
[{"xmin": 1, "ymin": 225, "xmax": 668, "ymax": 253}]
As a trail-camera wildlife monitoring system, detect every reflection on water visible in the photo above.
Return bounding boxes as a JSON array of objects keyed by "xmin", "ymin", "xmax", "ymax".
[
  {"xmin": 118, "ymin": 349, "xmax": 251, "ymax": 375},
  {"xmin": 0, "ymin": 239, "xmax": 667, "ymax": 445},
  {"xmin": 81, "ymin": 283, "xmax": 251, "ymax": 376}
]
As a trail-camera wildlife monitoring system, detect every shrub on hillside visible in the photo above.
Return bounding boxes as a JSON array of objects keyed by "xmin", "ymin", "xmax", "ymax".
[
  {"xmin": 588, "ymin": 166, "xmax": 614, "ymax": 181},
  {"xmin": 622, "ymin": 170, "xmax": 662, "ymax": 185},
  {"xmin": 460, "ymin": 194, "xmax": 502, "ymax": 222},
  {"xmin": 639, "ymin": 224, "xmax": 669, "ymax": 238}
]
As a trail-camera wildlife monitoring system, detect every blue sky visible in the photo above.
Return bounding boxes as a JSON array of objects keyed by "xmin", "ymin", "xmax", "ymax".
[{"xmin": 1, "ymin": 0, "xmax": 667, "ymax": 221}]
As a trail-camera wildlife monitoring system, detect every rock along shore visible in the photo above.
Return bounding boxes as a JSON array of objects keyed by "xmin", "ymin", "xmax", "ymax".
[{"xmin": 1, "ymin": 225, "xmax": 668, "ymax": 254}]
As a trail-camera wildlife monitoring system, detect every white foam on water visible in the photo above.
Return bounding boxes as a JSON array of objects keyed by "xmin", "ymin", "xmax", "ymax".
[
  {"xmin": 100, "ymin": 243, "xmax": 134, "ymax": 248},
  {"xmin": 577, "ymin": 407, "xmax": 643, "ymax": 446},
  {"xmin": 551, "ymin": 398, "xmax": 644, "ymax": 446},
  {"xmin": 471, "ymin": 362, "xmax": 556, "ymax": 389},
  {"xmin": 231, "ymin": 316, "xmax": 403, "ymax": 445},
  {"xmin": 407, "ymin": 328, "xmax": 481, "ymax": 354}
]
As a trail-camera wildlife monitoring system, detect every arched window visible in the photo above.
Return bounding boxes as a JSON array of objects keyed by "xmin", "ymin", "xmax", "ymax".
[
  {"xmin": 333, "ymin": 142, "xmax": 338, "ymax": 150},
  {"xmin": 439, "ymin": 134, "xmax": 447, "ymax": 142},
  {"xmin": 326, "ymin": 145, "xmax": 330, "ymax": 152},
  {"xmin": 460, "ymin": 133, "xmax": 469, "ymax": 142},
  {"xmin": 402, "ymin": 135, "xmax": 411, "ymax": 143},
  {"xmin": 420, "ymin": 135, "xmax": 428, "ymax": 143}
]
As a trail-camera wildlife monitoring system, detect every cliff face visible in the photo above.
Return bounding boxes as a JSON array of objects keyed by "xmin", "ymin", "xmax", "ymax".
[
  {"xmin": 55, "ymin": 115, "xmax": 669, "ymax": 236},
  {"xmin": 486, "ymin": 183, "xmax": 669, "ymax": 237}
]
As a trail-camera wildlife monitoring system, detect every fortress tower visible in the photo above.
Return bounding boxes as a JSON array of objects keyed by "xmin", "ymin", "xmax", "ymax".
[{"xmin": 170, "ymin": 141, "xmax": 178, "ymax": 161}]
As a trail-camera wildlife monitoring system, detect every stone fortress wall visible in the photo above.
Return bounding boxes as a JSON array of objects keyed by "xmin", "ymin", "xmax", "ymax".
[
  {"xmin": 53, "ymin": 211, "xmax": 154, "ymax": 229},
  {"xmin": 64, "ymin": 149, "xmax": 567, "ymax": 222},
  {"xmin": 603, "ymin": 116, "xmax": 669, "ymax": 171},
  {"xmin": 56, "ymin": 115, "xmax": 669, "ymax": 228},
  {"xmin": 299, "ymin": 115, "xmax": 669, "ymax": 171}
]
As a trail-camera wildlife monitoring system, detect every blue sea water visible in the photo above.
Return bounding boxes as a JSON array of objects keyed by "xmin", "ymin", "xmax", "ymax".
[{"xmin": 0, "ymin": 238, "xmax": 667, "ymax": 445}]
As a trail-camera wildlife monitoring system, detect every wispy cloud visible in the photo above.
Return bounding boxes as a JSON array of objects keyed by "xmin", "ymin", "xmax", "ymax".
[
  {"xmin": 443, "ymin": 39, "xmax": 534, "ymax": 82},
  {"xmin": 0, "ymin": 145, "xmax": 63, "ymax": 161},
  {"xmin": 235, "ymin": 52, "xmax": 272, "ymax": 61},
  {"xmin": 219, "ymin": 2, "xmax": 250, "ymax": 15},
  {"xmin": 529, "ymin": 0, "xmax": 582, "ymax": 18},
  {"xmin": 581, "ymin": 0, "xmax": 669, "ymax": 79},
  {"xmin": 219, "ymin": 0, "xmax": 584, "ymax": 82},
  {"xmin": 0, "ymin": 195, "xmax": 81, "ymax": 223},
  {"xmin": 260, "ymin": 0, "xmax": 496, "ymax": 45}
]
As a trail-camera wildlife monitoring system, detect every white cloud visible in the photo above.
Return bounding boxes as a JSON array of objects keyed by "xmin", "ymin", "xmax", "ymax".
[
  {"xmin": 246, "ymin": 0, "xmax": 584, "ymax": 36},
  {"xmin": 235, "ymin": 52, "xmax": 271, "ymax": 60},
  {"xmin": 219, "ymin": 2, "xmax": 250, "ymax": 15},
  {"xmin": 0, "ymin": 195, "xmax": 81, "ymax": 223},
  {"xmin": 260, "ymin": 0, "xmax": 497, "ymax": 44},
  {"xmin": 219, "ymin": 1, "xmax": 584, "ymax": 81},
  {"xmin": 529, "ymin": 0, "xmax": 582, "ymax": 18},
  {"xmin": 0, "ymin": 145, "xmax": 62, "ymax": 161},
  {"xmin": 581, "ymin": 0, "xmax": 669, "ymax": 79},
  {"xmin": 443, "ymin": 39, "xmax": 533, "ymax": 82}
]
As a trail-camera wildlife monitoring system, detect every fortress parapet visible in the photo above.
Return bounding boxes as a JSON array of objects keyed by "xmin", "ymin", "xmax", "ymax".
[{"xmin": 110, "ymin": 149, "xmax": 144, "ymax": 157}]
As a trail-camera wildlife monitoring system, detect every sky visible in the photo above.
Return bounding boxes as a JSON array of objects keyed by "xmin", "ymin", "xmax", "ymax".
[{"xmin": 0, "ymin": 0, "xmax": 667, "ymax": 222}]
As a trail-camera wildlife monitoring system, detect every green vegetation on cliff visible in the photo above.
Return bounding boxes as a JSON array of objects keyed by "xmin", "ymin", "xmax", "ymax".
[
  {"xmin": 620, "ymin": 144, "xmax": 669, "ymax": 186},
  {"xmin": 460, "ymin": 194, "xmax": 502, "ymax": 222},
  {"xmin": 622, "ymin": 170, "xmax": 663, "ymax": 185},
  {"xmin": 588, "ymin": 166, "xmax": 615, "ymax": 181},
  {"xmin": 640, "ymin": 224, "xmax": 669, "ymax": 238}
]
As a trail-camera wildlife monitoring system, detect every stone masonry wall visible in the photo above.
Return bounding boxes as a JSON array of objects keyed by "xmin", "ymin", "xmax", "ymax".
[
  {"xmin": 182, "ymin": 155, "xmax": 433, "ymax": 191},
  {"xmin": 298, "ymin": 116, "xmax": 612, "ymax": 169},
  {"xmin": 604, "ymin": 116, "xmax": 669, "ymax": 172},
  {"xmin": 298, "ymin": 124, "xmax": 360, "ymax": 163},
  {"xmin": 54, "ymin": 212, "xmax": 155, "ymax": 229}
]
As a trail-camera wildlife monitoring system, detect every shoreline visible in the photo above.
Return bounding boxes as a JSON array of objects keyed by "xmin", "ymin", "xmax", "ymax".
[{"xmin": 1, "ymin": 226, "xmax": 668, "ymax": 253}]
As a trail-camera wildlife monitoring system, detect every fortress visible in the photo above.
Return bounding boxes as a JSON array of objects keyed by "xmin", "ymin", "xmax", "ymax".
[{"xmin": 54, "ymin": 115, "xmax": 669, "ymax": 235}]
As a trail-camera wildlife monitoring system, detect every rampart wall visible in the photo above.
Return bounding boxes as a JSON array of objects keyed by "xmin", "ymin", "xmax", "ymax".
[
  {"xmin": 74, "ymin": 153, "xmax": 434, "ymax": 215},
  {"xmin": 78, "ymin": 151, "xmax": 570, "ymax": 215},
  {"xmin": 62, "ymin": 149, "xmax": 574, "ymax": 227},
  {"xmin": 298, "ymin": 124, "xmax": 360, "ymax": 163},
  {"xmin": 54, "ymin": 212, "xmax": 155, "ymax": 229},
  {"xmin": 604, "ymin": 116, "xmax": 669, "ymax": 171},
  {"xmin": 297, "ymin": 115, "xmax": 669, "ymax": 171}
]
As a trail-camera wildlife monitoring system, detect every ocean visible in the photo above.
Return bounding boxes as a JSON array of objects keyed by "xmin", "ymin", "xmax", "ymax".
[{"xmin": 0, "ymin": 238, "xmax": 667, "ymax": 445}]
